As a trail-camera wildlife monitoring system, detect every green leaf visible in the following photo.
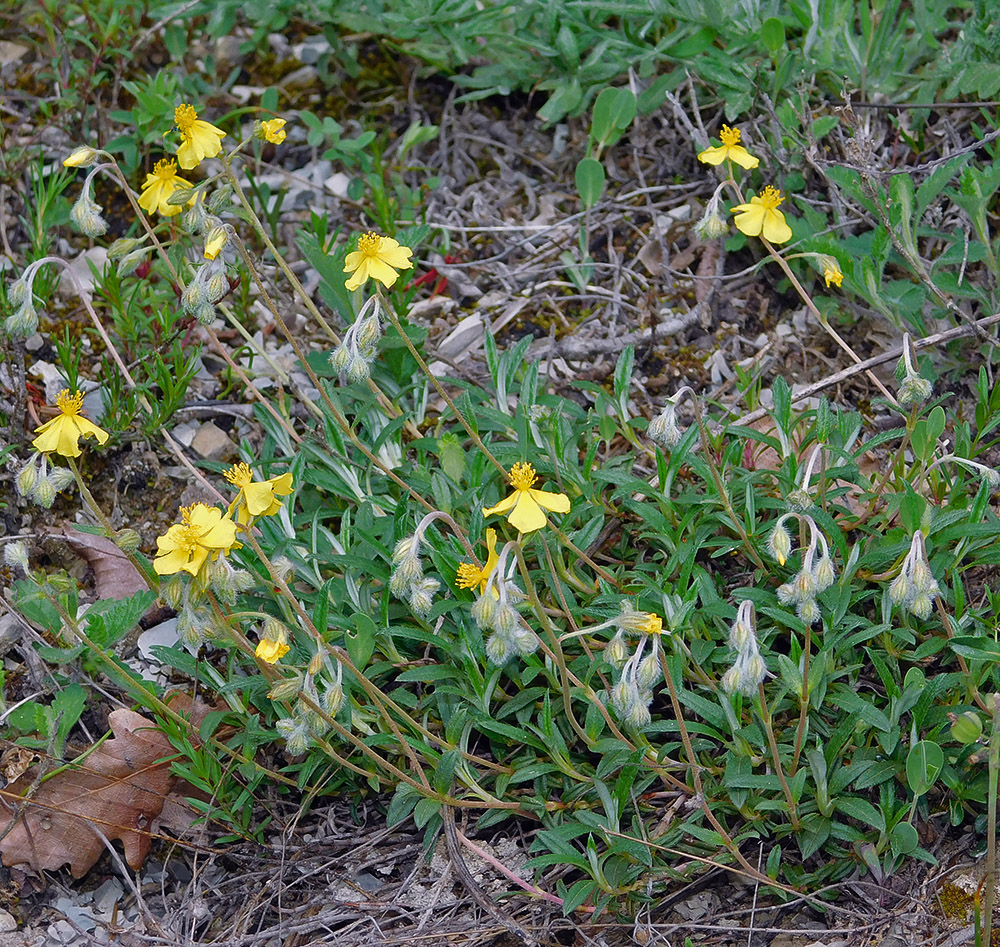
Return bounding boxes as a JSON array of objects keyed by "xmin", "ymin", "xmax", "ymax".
[
  {"xmin": 437, "ymin": 433, "xmax": 466, "ymax": 482},
  {"xmin": 85, "ymin": 590, "xmax": 157, "ymax": 649},
  {"xmin": 760, "ymin": 17, "xmax": 785, "ymax": 53},
  {"xmin": 575, "ymin": 157, "xmax": 605, "ymax": 209},
  {"xmin": 413, "ymin": 796, "xmax": 441, "ymax": 829},
  {"xmin": 345, "ymin": 612, "xmax": 377, "ymax": 669},
  {"xmin": 834, "ymin": 795, "xmax": 885, "ymax": 832},
  {"xmin": 906, "ymin": 740, "xmax": 944, "ymax": 796},
  {"xmin": 591, "ymin": 86, "xmax": 636, "ymax": 147}
]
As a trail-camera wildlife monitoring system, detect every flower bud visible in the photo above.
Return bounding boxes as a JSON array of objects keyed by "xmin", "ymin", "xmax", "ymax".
[
  {"xmin": 812, "ymin": 555, "xmax": 835, "ymax": 591},
  {"xmin": 70, "ymin": 194, "xmax": 108, "ymax": 237},
  {"xmin": 796, "ymin": 598, "xmax": 820, "ymax": 624},
  {"xmin": 605, "ymin": 631, "xmax": 629, "ymax": 667},
  {"xmin": 5, "ymin": 301, "xmax": 39, "ymax": 338},
  {"xmin": 63, "ymin": 146, "xmax": 98, "ymax": 168},
  {"xmin": 951, "ymin": 711, "xmax": 984, "ymax": 745},
  {"xmin": 345, "ymin": 355, "xmax": 372, "ymax": 384},
  {"xmin": 48, "ymin": 466, "xmax": 77, "ymax": 491},
  {"xmin": 194, "ymin": 302, "xmax": 217, "ymax": 325},
  {"xmin": 888, "ymin": 572, "xmax": 911, "ymax": 606},
  {"xmin": 160, "ymin": 575, "xmax": 186, "ymax": 610},
  {"xmin": 330, "ymin": 344, "xmax": 351, "ymax": 374},
  {"xmin": 4, "ymin": 541, "xmax": 29, "ymax": 574},
  {"xmin": 322, "ymin": 682, "xmax": 344, "ymax": 716},
  {"xmin": 695, "ymin": 209, "xmax": 728, "ymax": 240},
  {"xmin": 409, "ymin": 576, "xmax": 439, "ymax": 617},
  {"xmin": 204, "ymin": 226, "xmax": 228, "ymax": 261},
  {"xmin": 909, "ymin": 593, "xmax": 933, "ymax": 620},
  {"xmin": 512, "ymin": 627, "xmax": 537, "ymax": 655},
  {"xmin": 276, "ymin": 718, "xmax": 310, "ymax": 755},
  {"xmin": 392, "ymin": 536, "xmax": 419, "ymax": 563},
  {"xmin": 485, "ymin": 633, "xmax": 514, "ymax": 665},
  {"xmin": 181, "ymin": 281, "xmax": 202, "ymax": 313},
  {"xmin": 108, "ymin": 237, "xmax": 145, "ymax": 260},
  {"xmin": 635, "ymin": 653, "xmax": 660, "ymax": 689},
  {"xmin": 205, "ymin": 272, "xmax": 229, "ymax": 303},
  {"xmin": 268, "ymin": 675, "xmax": 303, "ymax": 701},
  {"xmin": 17, "ymin": 458, "xmax": 39, "ymax": 496},
  {"xmin": 471, "ymin": 592, "xmax": 498, "ymax": 628},
  {"xmin": 768, "ymin": 521, "xmax": 792, "ymax": 566},
  {"xmin": 898, "ymin": 374, "xmax": 932, "ymax": 407},
  {"xmin": 7, "ymin": 277, "xmax": 29, "ymax": 309},
  {"xmin": 32, "ymin": 478, "xmax": 56, "ymax": 508},
  {"xmin": 117, "ymin": 248, "xmax": 151, "ymax": 277},
  {"xmin": 114, "ymin": 529, "xmax": 141, "ymax": 553},
  {"xmin": 494, "ymin": 605, "xmax": 518, "ymax": 637}
]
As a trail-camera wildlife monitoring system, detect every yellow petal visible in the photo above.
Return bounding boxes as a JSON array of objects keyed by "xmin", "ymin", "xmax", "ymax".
[
  {"xmin": 482, "ymin": 491, "xmax": 519, "ymax": 518},
  {"xmin": 244, "ymin": 480, "xmax": 277, "ymax": 516},
  {"xmin": 74, "ymin": 416, "xmax": 109, "ymax": 446},
  {"xmin": 378, "ymin": 243, "xmax": 414, "ymax": 269},
  {"xmin": 256, "ymin": 639, "xmax": 289, "ymax": 663},
  {"xmin": 153, "ymin": 547, "xmax": 190, "ymax": 576},
  {"xmin": 366, "ymin": 258, "xmax": 402, "ymax": 288},
  {"xmin": 697, "ymin": 145, "xmax": 727, "ymax": 165},
  {"xmin": 506, "ymin": 494, "xmax": 547, "ymax": 533},
  {"xmin": 728, "ymin": 146, "xmax": 760, "ymax": 170},
  {"xmin": 733, "ymin": 205, "xmax": 766, "ymax": 237},
  {"xmin": 761, "ymin": 210, "xmax": 792, "ymax": 244},
  {"xmin": 345, "ymin": 260, "xmax": 370, "ymax": 291},
  {"xmin": 528, "ymin": 488, "xmax": 570, "ymax": 514}
]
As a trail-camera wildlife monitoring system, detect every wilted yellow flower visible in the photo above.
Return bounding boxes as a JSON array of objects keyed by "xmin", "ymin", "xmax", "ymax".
[
  {"xmin": 204, "ymin": 226, "xmax": 228, "ymax": 260},
  {"xmin": 260, "ymin": 118, "xmax": 287, "ymax": 144},
  {"xmin": 153, "ymin": 503, "xmax": 237, "ymax": 576},
  {"xmin": 174, "ymin": 103, "xmax": 227, "ymax": 169},
  {"xmin": 32, "ymin": 389, "xmax": 109, "ymax": 458},
  {"xmin": 224, "ymin": 462, "xmax": 294, "ymax": 526},
  {"xmin": 821, "ymin": 255, "xmax": 843, "ymax": 288},
  {"xmin": 636, "ymin": 613, "xmax": 663, "ymax": 635},
  {"xmin": 732, "ymin": 185, "xmax": 792, "ymax": 244},
  {"xmin": 344, "ymin": 232, "xmax": 414, "ymax": 291},
  {"xmin": 482, "ymin": 462, "xmax": 570, "ymax": 534},
  {"xmin": 256, "ymin": 637, "xmax": 289, "ymax": 664},
  {"xmin": 697, "ymin": 125, "xmax": 760, "ymax": 170},
  {"xmin": 63, "ymin": 146, "xmax": 98, "ymax": 168},
  {"xmin": 138, "ymin": 159, "xmax": 194, "ymax": 217},
  {"xmin": 456, "ymin": 528, "xmax": 500, "ymax": 596}
]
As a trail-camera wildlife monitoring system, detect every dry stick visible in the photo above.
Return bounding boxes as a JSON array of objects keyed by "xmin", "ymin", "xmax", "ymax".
[{"xmin": 732, "ymin": 312, "xmax": 1000, "ymax": 429}]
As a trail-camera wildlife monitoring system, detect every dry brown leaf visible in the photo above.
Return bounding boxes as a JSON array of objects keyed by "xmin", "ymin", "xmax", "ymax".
[
  {"xmin": 55, "ymin": 525, "xmax": 148, "ymax": 601},
  {"xmin": 0, "ymin": 708, "xmax": 175, "ymax": 878}
]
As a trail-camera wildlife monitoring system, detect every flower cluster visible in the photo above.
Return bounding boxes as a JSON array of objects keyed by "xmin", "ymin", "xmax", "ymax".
[
  {"xmin": 4, "ymin": 268, "xmax": 40, "ymax": 338},
  {"xmin": 274, "ymin": 654, "xmax": 345, "ymax": 754},
  {"xmin": 770, "ymin": 513, "xmax": 836, "ymax": 624},
  {"xmin": 607, "ymin": 605, "xmax": 665, "ymax": 728},
  {"xmin": 721, "ymin": 600, "xmax": 767, "ymax": 696},
  {"xmin": 389, "ymin": 534, "xmax": 441, "ymax": 619},
  {"xmin": 180, "ymin": 250, "xmax": 231, "ymax": 325},
  {"xmin": 465, "ymin": 541, "xmax": 535, "ymax": 665},
  {"xmin": 330, "ymin": 295, "xmax": 384, "ymax": 383},
  {"xmin": 482, "ymin": 462, "xmax": 570, "ymax": 534},
  {"xmin": 16, "ymin": 452, "xmax": 76, "ymax": 508},
  {"xmin": 888, "ymin": 531, "xmax": 941, "ymax": 620}
]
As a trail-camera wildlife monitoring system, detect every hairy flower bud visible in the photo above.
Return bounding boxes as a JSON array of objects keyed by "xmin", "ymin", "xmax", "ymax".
[
  {"xmin": 114, "ymin": 529, "xmax": 141, "ymax": 553},
  {"xmin": 605, "ymin": 630, "xmax": 629, "ymax": 667},
  {"xmin": 485, "ymin": 633, "xmax": 514, "ymax": 665},
  {"xmin": 768, "ymin": 521, "xmax": 792, "ymax": 566},
  {"xmin": 48, "ymin": 466, "xmax": 77, "ymax": 491},
  {"xmin": 268, "ymin": 675, "xmax": 303, "ymax": 701},
  {"xmin": 63, "ymin": 146, "xmax": 98, "ymax": 168},
  {"xmin": 5, "ymin": 301, "xmax": 39, "ymax": 338},
  {"xmin": 16, "ymin": 457, "xmax": 39, "ymax": 497},
  {"xmin": 471, "ymin": 592, "xmax": 498, "ymax": 629},
  {"xmin": 7, "ymin": 277, "xmax": 29, "ymax": 309},
  {"xmin": 409, "ymin": 576, "xmax": 439, "ymax": 617},
  {"xmin": 32, "ymin": 477, "xmax": 56, "ymax": 508},
  {"xmin": 276, "ymin": 718, "xmax": 310, "ymax": 755},
  {"xmin": 3, "ymin": 541, "xmax": 29, "ymax": 574}
]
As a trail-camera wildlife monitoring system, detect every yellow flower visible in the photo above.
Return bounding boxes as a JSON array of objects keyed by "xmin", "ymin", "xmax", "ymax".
[
  {"xmin": 697, "ymin": 125, "xmax": 760, "ymax": 170},
  {"xmin": 344, "ymin": 232, "xmax": 414, "ymax": 291},
  {"xmin": 174, "ymin": 103, "xmax": 227, "ymax": 170},
  {"xmin": 32, "ymin": 389, "xmax": 109, "ymax": 458},
  {"xmin": 732, "ymin": 185, "xmax": 792, "ymax": 244},
  {"xmin": 482, "ymin": 462, "xmax": 570, "ymax": 534},
  {"xmin": 821, "ymin": 255, "xmax": 843, "ymax": 288},
  {"xmin": 456, "ymin": 528, "xmax": 500, "ymax": 596},
  {"xmin": 224, "ymin": 462, "xmax": 294, "ymax": 526},
  {"xmin": 204, "ymin": 226, "xmax": 228, "ymax": 260},
  {"xmin": 637, "ymin": 613, "xmax": 663, "ymax": 635},
  {"xmin": 153, "ymin": 503, "xmax": 238, "ymax": 576},
  {"xmin": 63, "ymin": 146, "xmax": 98, "ymax": 168},
  {"xmin": 138, "ymin": 159, "xmax": 195, "ymax": 217},
  {"xmin": 260, "ymin": 118, "xmax": 287, "ymax": 144},
  {"xmin": 256, "ymin": 638, "xmax": 289, "ymax": 664}
]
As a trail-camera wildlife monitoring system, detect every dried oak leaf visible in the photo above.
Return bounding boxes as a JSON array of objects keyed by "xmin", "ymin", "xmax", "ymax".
[
  {"xmin": 55, "ymin": 525, "xmax": 147, "ymax": 602},
  {"xmin": 0, "ymin": 709, "xmax": 175, "ymax": 878}
]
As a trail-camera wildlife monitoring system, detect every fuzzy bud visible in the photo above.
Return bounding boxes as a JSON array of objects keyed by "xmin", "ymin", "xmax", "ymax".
[
  {"xmin": 493, "ymin": 605, "xmax": 518, "ymax": 637},
  {"xmin": 695, "ymin": 209, "xmax": 728, "ymax": 240},
  {"xmin": 635, "ymin": 653, "xmax": 661, "ymax": 689},
  {"xmin": 205, "ymin": 272, "xmax": 229, "ymax": 303},
  {"xmin": 345, "ymin": 355, "xmax": 372, "ymax": 384},
  {"xmin": 117, "ymin": 247, "xmax": 151, "ymax": 277},
  {"xmin": 70, "ymin": 194, "xmax": 108, "ymax": 237},
  {"xmin": 605, "ymin": 631, "xmax": 629, "ymax": 667},
  {"xmin": 114, "ymin": 529, "xmax": 141, "ymax": 553},
  {"xmin": 647, "ymin": 403, "xmax": 683, "ymax": 449},
  {"xmin": 268, "ymin": 675, "xmax": 303, "ymax": 701},
  {"xmin": 512, "ymin": 627, "xmax": 538, "ymax": 655},
  {"xmin": 3, "ymin": 541, "xmax": 29, "ymax": 574},
  {"xmin": 5, "ymin": 301, "xmax": 39, "ymax": 338},
  {"xmin": 485, "ymin": 633, "xmax": 514, "ymax": 665},
  {"xmin": 768, "ymin": 521, "xmax": 792, "ymax": 566},
  {"xmin": 107, "ymin": 237, "xmax": 145, "ymax": 260},
  {"xmin": 389, "ymin": 558, "xmax": 422, "ymax": 596},
  {"xmin": 392, "ymin": 536, "xmax": 420, "ymax": 563},
  {"xmin": 193, "ymin": 302, "xmax": 217, "ymax": 326},
  {"xmin": 276, "ymin": 718, "xmax": 310, "ymax": 755},
  {"xmin": 322, "ymin": 682, "xmax": 344, "ymax": 716},
  {"xmin": 47, "ymin": 466, "xmax": 75, "ymax": 492},
  {"xmin": 796, "ymin": 598, "xmax": 820, "ymax": 624},
  {"xmin": 32, "ymin": 477, "xmax": 56, "ymax": 508},
  {"xmin": 330, "ymin": 344, "xmax": 351, "ymax": 374},
  {"xmin": 16, "ymin": 458, "xmax": 39, "ymax": 496},
  {"xmin": 812, "ymin": 556, "xmax": 836, "ymax": 592},
  {"xmin": 160, "ymin": 575, "xmax": 187, "ymax": 610},
  {"xmin": 888, "ymin": 572, "xmax": 911, "ymax": 606},
  {"xmin": 63, "ymin": 146, "xmax": 98, "ymax": 168},
  {"xmin": 898, "ymin": 374, "xmax": 933, "ymax": 407},
  {"xmin": 909, "ymin": 593, "xmax": 934, "ymax": 620},
  {"xmin": 181, "ymin": 281, "xmax": 202, "ymax": 313},
  {"xmin": 471, "ymin": 592, "xmax": 498, "ymax": 629},
  {"xmin": 409, "ymin": 576, "xmax": 440, "ymax": 617},
  {"xmin": 7, "ymin": 277, "xmax": 29, "ymax": 309}
]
